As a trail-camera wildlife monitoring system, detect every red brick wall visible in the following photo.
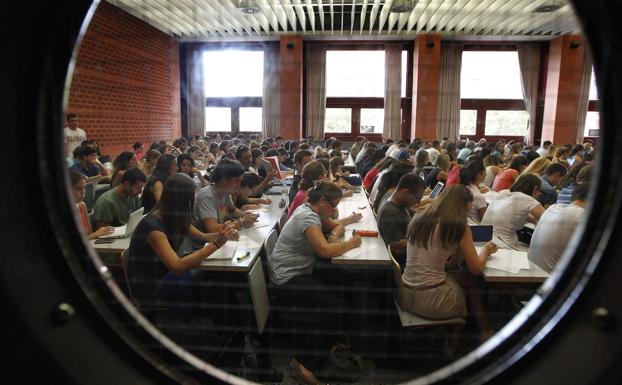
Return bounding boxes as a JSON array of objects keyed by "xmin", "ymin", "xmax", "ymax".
[{"xmin": 67, "ymin": 1, "xmax": 181, "ymax": 157}]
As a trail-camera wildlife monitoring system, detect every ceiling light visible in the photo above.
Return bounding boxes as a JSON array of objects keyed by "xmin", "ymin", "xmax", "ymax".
[
  {"xmin": 390, "ymin": 0, "xmax": 417, "ymax": 13},
  {"xmin": 237, "ymin": 0, "xmax": 261, "ymax": 15},
  {"xmin": 533, "ymin": 1, "xmax": 563, "ymax": 13}
]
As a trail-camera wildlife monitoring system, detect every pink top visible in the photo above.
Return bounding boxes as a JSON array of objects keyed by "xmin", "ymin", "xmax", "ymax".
[
  {"xmin": 492, "ymin": 169, "xmax": 518, "ymax": 192},
  {"xmin": 288, "ymin": 189, "xmax": 309, "ymax": 219}
]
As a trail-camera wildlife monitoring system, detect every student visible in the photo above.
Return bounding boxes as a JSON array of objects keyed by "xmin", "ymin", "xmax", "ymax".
[
  {"xmin": 491, "ymin": 156, "xmax": 529, "ymax": 192},
  {"xmin": 276, "ymin": 148, "xmax": 293, "ymax": 172},
  {"xmin": 528, "ymin": 183, "xmax": 590, "ymax": 273},
  {"xmin": 482, "ymin": 174, "xmax": 545, "ymax": 246},
  {"xmin": 133, "ymin": 142, "xmax": 144, "ymax": 161},
  {"xmin": 413, "ymin": 148, "xmax": 430, "ymax": 178},
  {"xmin": 64, "ymin": 113, "xmax": 87, "ymax": 160},
  {"xmin": 139, "ymin": 149, "xmax": 161, "ymax": 179},
  {"xmin": 194, "ymin": 159, "xmax": 257, "ymax": 233},
  {"xmin": 141, "ymin": 155, "xmax": 177, "ymax": 213},
  {"xmin": 93, "ymin": 168, "xmax": 147, "ymax": 229},
  {"xmin": 128, "ymin": 173, "xmax": 238, "ymax": 316},
  {"xmin": 459, "ymin": 158, "xmax": 488, "ymax": 222},
  {"xmin": 234, "ymin": 172, "xmax": 272, "ymax": 211},
  {"xmin": 288, "ymin": 149, "xmax": 313, "ymax": 206},
  {"xmin": 110, "ymin": 151, "xmax": 139, "ymax": 187},
  {"xmin": 328, "ymin": 156, "xmax": 354, "ymax": 191},
  {"xmin": 349, "ymin": 136, "xmax": 366, "ymax": 161},
  {"xmin": 70, "ymin": 145, "xmax": 110, "ymax": 177},
  {"xmin": 377, "ymin": 174, "xmax": 425, "ymax": 265},
  {"xmin": 288, "ymin": 161, "xmax": 327, "ymax": 218},
  {"xmin": 177, "ymin": 153, "xmax": 207, "ymax": 190},
  {"xmin": 538, "ymin": 163, "xmax": 568, "ymax": 206},
  {"xmin": 364, "ymin": 156, "xmax": 395, "ymax": 192},
  {"xmin": 519, "ymin": 156, "xmax": 551, "ymax": 178},
  {"xmin": 268, "ymin": 181, "xmax": 362, "ymax": 382},
  {"xmin": 399, "ymin": 185, "xmax": 498, "ymax": 342},
  {"xmin": 70, "ymin": 170, "xmax": 114, "ymax": 239},
  {"xmin": 457, "ymin": 141, "xmax": 475, "ymax": 162},
  {"xmin": 372, "ymin": 161, "xmax": 414, "ymax": 213},
  {"xmin": 482, "ymin": 153, "xmax": 503, "ymax": 188},
  {"xmin": 424, "ymin": 153, "xmax": 450, "ymax": 189},
  {"xmin": 187, "ymin": 145, "xmax": 205, "ymax": 169},
  {"xmin": 426, "ymin": 140, "xmax": 441, "ymax": 165},
  {"xmin": 359, "ymin": 149, "xmax": 385, "ymax": 179},
  {"xmin": 537, "ymin": 140, "xmax": 552, "ymax": 157},
  {"xmin": 557, "ymin": 163, "xmax": 591, "ymax": 204}
]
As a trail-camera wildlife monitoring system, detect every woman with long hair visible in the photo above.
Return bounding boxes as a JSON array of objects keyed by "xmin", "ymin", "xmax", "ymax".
[
  {"xmin": 491, "ymin": 155, "xmax": 529, "ymax": 192},
  {"xmin": 399, "ymin": 185, "xmax": 498, "ymax": 342},
  {"xmin": 69, "ymin": 170, "xmax": 114, "ymax": 239},
  {"xmin": 128, "ymin": 173, "xmax": 237, "ymax": 318},
  {"xmin": 520, "ymin": 156, "xmax": 551, "ymax": 178},
  {"xmin": 177, "ymin": 153, "xmax": 207, "ymax": 190},
  {"xmin": 141, "ymin": 154, "xmax": 177, "ymax": 213},
  {"xmin": 482, "ymin": 152, "xmax": 503, "ymax": 188},
  {"xmin": 110, "ymin": 151, "xmax": 138, "ymax": 187},
  {"xmin": 459, "ymin": 158, "xmax": 488, "ymax": 222},
  {"xmin": 140, "ymin": 149, "xmax": 161, "ymax": 179},
  {"xmin": 372, "ymin": 161, "xmax": 414, "ymax": 212}
]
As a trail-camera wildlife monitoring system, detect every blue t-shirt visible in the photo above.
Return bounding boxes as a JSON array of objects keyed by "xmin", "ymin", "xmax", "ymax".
[{"xmin": 70, "ymin": 163, "xmax": 101, "ymax": 177}]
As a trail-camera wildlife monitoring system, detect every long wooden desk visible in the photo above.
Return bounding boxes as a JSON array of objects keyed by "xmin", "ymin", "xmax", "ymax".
[{"xmin": 476, "ymin": 236, "xmax": 549, "ymax": 284}]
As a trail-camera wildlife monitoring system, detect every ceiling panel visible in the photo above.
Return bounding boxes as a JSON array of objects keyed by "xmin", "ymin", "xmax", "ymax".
[{"xmin": 105, "ymin": 0, "xmax": 581, "ymax": 39}]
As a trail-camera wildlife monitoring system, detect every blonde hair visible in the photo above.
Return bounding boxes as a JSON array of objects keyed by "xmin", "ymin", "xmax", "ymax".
[{"xmin": 520, "ymin": 157, "xmax": 551, "ymax": 177}]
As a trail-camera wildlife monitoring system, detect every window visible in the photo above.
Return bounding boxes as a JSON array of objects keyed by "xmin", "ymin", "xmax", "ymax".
[
  {"xmin": 460, "ymin": 110, "xmax": 477, "ymax": 135},
  {"xmin": 205, "ymin": 107, "xmax": 231, "ymax": 132},
  {"xmin": 586, "ymin": 68, "xmax": 600, "ymax": 137},
  {"xmin": 460, "ymin": 50, "xmax": 526, "ymax": 138},
  {"xmin": 202, "ymin": 49, "xmax": 264, "ymax": 134},
  {"xmin": 589, "ymin": 69, "xmax": 598, "ymax": 101},
  {"xmin": 325, "ymin": 108, "xmax": 352, "ymax": 133},
  {"xmin": 326, "ymin": 51, "xmax": 384, "ymax": 97},
  {"xmin": 360, "ymin": 108, "xmax": 384, "ymax": 133},
  {"xmin": 401, "ymin": 50, "xmax": 407, "ymax": 98}
]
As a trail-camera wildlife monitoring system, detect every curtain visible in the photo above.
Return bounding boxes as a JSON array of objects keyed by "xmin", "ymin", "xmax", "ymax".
[
  {"xmin": 517, "ymin": 44, "xmax": 541, "ymax": 145},
  {"xmin": 383, "ymin": 43, "xmax": 402, "ymax": 140},
  {"xmin": 575, "ymin": 49, "xmax": 593, "ymax": 144},
  {"xmin": 262, "ymin": 44, "xmax": 280, "ymax": 138},
  {"xmin": 185, "ymin": 45, "xmax": 205, "ymax": 137},
  {"xmin": 436, "ymin": 43, "xmax": 463, "ymax": 142},
  {"xmin": 305, "ymin": 44, "xmax": 326, "ymax": 142}
]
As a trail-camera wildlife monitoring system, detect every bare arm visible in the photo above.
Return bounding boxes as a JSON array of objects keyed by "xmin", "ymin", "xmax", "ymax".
[
  {"xmin": 389, "ymin": 239, "xmax": 407, "ymax": 256},
  {"xmin": 187, "ymin": 222, "xmax": 238, "ymax": 243},
  {"xmin": 153, "ymin": 180, "xmax": 164, "ymax": 203},
  {"xmin": 458, "ymin": 227, "xmax": 498, "ymax": 275},
  {"xmin": 304, "ymin": 225, "xmax": 361, "ymax": 259},
  {"xmin": 528, "ymin": 205, "xmax": 545, "ymax": 224}
]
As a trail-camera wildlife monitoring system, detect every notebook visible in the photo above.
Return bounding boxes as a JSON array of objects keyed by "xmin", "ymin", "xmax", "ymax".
[{"xmin": 99, "ymin": 207, "xmax": 144, "ymax": 239}]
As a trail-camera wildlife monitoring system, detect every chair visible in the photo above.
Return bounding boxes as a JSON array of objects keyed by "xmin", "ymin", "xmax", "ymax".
[
  {"xmin": 278, "ymin": 210, "xmax": 288, "ymax": 234},
  {"xmin": 263, "ymin": 228, "xmax": 279, "ymax": 272},
  {"xmin": 387, "ymin": 246, "xmax": 465, "ymax": 328},
  {"xmin": 83, "ymin": 182, "xmax": 95, "ymax": 211},
  {"xmin": 119, "ymin": 249, "xmax": 133, "ymax": 299}
]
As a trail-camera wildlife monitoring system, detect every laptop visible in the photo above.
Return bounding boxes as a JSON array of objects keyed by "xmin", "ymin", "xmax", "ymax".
[
  {"xmin": 100, "ymin": 207, "xmax": 144, "ymax": 239},
  {"xmin": 429, "ymin": 181, "xmax": 445, "ymax": 199}
]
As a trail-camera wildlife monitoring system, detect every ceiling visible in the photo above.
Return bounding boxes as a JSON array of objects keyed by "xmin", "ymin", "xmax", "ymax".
[{"xmin": 105, "ymin": 0, "xmax": 581, "ymax": 40}]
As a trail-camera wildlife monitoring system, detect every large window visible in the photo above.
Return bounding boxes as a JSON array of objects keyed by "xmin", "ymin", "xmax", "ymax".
[
  {"xmin": 324, "ymin": 48, "xmax": 409, "ymax": 138},
  {"xmin": 586, "ymin": 69, "xmax": 600, "ymax": 137},
  {"xmin": 203, "ymin": 49, "xmax": 264, "ymax": 134},
  {"xmin": 459, "ymin": 50, "xmax": 526, "ymax": 138}
]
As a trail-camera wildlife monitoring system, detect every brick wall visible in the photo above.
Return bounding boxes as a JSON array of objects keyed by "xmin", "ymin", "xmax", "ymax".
[{"xmin": 67, "ymin": 1, "xmax": 181, "ymax": 157}]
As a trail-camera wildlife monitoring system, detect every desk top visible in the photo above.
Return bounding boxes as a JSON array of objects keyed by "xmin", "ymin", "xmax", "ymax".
[
  {"xmin": 476, "ymin": 236, "xmax": 549, "ymax": 283},
  {"xmin": 89, "ymin": 237, "xmax": 130, "ymax": 255}
]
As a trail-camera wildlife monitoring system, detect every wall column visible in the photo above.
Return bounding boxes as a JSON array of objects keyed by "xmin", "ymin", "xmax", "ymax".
[
  {"xmin": 279, "ymin": 35, "xmax": 304, "ymax": 139},
  {"xmin": 411, "ymin": 35, "xmax": 441, "ymax": 141}
]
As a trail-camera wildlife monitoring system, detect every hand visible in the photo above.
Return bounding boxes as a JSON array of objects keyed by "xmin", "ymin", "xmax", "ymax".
[
  {"xmin": 480, "ymin": 185, "xmax": 489, "ymax": 193},
  {"xmin": 343, "ymin": 190, "xmax": 354, "ymax": 198},
  {"xmin": 261, "ymin": 197, "xmax": 272, "ymax": 204},
  {"xmin": 93, "ymin": 226, "xmax": 114, "ymax": 238},
  {"xmin": 266, "ymin": 170, "xmax": 278, "ymax": 181},
  {"xmin": 348, "ymin": 235, "xmax": 362, "ymax": 248},
  {"xmin": 349, "ymin": 212, "xmax": 363, "ymax": 223},
  {"xmin": 191, "ymin": 167, "xmax": 200, "ymax": 174},
  {"xmin": 484, "ymin": 241, "xmax": 499, "ymax": 255},
  {"xmin": 242, "ymin": 213, "xmax": 258, "ymax": 226}
]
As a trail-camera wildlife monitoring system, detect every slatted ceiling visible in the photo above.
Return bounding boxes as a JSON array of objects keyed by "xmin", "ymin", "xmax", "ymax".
[{"xmin": 105, "ymin": 0, "xmax": 580, "ymax": 38}]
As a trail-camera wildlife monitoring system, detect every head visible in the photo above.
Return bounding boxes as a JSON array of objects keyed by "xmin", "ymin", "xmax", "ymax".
[
  {"xmin": 76, "ymin": 145, "xmax": 98, "ymax": 167},
  {"xmin": 521, "ymin": 157, "xmax": 551, "ymax": 177},
  {"xmin": 415, "ymin": 148, "xmax": 429, "ymax": 168},
  {"xmin": 511, "ymin": 174, "xmax": 542, "ymax": 199},
  {"xmin": 277, "ymin": 148, "xmax": 289, "ymax": 163},
  {"xmin": 219, "ymin": 140, "xmax": 231, "ymax": 153},
  {"xmin": 376, "ymin": 157, "xmax": 397, "ymax": 173},
  {"xmin": 157, "ymin": 173, "xmax": 197, "ymax": 250},
  {"xmin": 112, "ymin": 151, "xmax": 138, "ymax": 172},
  {"xmin": 392, "ymin": 174, "xmax": 426, "ymax": 207},
  {"xmin": 307, "ymin": 181, "xmax": 344, "ymax": 219},
  {"xmin": 145, "ymin": 149, "xmax": 161, "ymax": 167},
  {"xmin": 525, "ymin": 150, "xmax": 540, "ymax": 163},
  {"xmin": 119, "ymin": 168, "xmax": 147, "ymax": 197},
  {"xmin": 211, "ymin": 158, "xmax": 245, "ymax": 192},
  {"xmin": 576, "ymin": 165, "xmax": 593, "ymax": 184},
  {"xmin": 542, "ymin": 140, "xmax": 552, "ymax": 149},
  {"xmin": 177, "ymin": 154, "xmax": 195, "ymax": 175},
  {"xmin": 132, "ymin": 142, "xmax": 143, "ymax": 152},
  {"xmin": 459, "ymin": 158, "xmax": 486, "ymax": 186},
  {"xmin": 331, "ymin": 140, "xmax": 342, "ymax": 152},
  {"xmin": 373, "ymin": 161, "xmax": 414, "ymax": 210},
  {"xmin": 188, "ymin": 145, "xmax": 201, "ymax": 160},
  {"xmin": 240, "ymin": 172, "xmax": 261, "ymax": 198},
  {"xmin": 572, "ymin": 182, "xmax": 590, "ymax": 204},
  {"xmin": 66, "ymin": 113, "xmax": 79, "ymax": 129},
  {"xmin": 208, "ymin": 142, "xmax": 219, "ymax": 155},
  {"xmin": 407, "ymin": 185, "xmax": 473, "ymax": 250},
  {"xmin": 294, "ymin": 149, "xmax": 313, "ymax": 171},
  {"xmin": 69, "ymin": 170, "xmax": 87, "ymax": 203},
  {"xmin": 509, "ymin": 156, "xmax": 530, "ymax": 173},
  {"xmin": 300, "ymin": 160, "xmax": 327, "ymax": 190},
  {"xmin": 235, "ymin": 145, "xmax": 252, "ymax": 168},
  {"xmin": 555, "ymin": 146, "xmax": 570, "ymax": 159},
  {"xmin": 250, "ymin": 148, "xmax": 264, "ymax": 167},
  {"xmin": 544, "ymin": 163, "xmax": 568, "ymax": 186},
  {"xmin": 329, "ymin": 156, "xmax": 345, "ymax": 176},
  {"xmin": 151, "ymin": 154, "xmax": 177, "ymax": 183}
]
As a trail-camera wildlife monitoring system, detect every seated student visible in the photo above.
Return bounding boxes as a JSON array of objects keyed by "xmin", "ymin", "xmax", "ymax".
[
  {"xmin": 133, "ymin": 142, "xmax": 144, "ymax": 161},
  {"xmin": 194, "ymin": 158, "xmax": 257, "ymax": 233},
  {"xmin": 425, "ymin": 153, "xmax": 450, "ymax": 189},
  {"xmin": 288, "ymin": 161, "xmax": 327, "ymax": 218},
  {"xmin": 128, "ymin": 173, "xmax": 238, "ymax": 316},
  {"xmin": 359, "ymin": 149, "xmax": 386, "ymax": 179},
  {"xmin": 110, "ymin": 151, "xmax": 139, "ymax": 187},
  {"xmin": 70, "ymin": 170, "xmax": 114, "ymax": 239},
  {"xmin": 459, "ymin": 158, "xmax": 488, "ymax": 222},
  {"xmin": 377, "ymin": 174, "xmax": 425, "ymax": 265},
  {"xmin": 93, "ymin": 168, "xmax": 147, "ymax": 229},
  {"xmin": 276, "ymin": 148, "xmax": 293, "ymax": 172},
  {"xmin": 481, "ymin": 174, "xmax": 545, "ymax": 247},
  {"xmin": 205, "ymin": 142, "xmax": 219, "ymax": 165},
  {"xmin": 141, "ymin": 155, "xmax": 177, "ymax": 213},
  {"xmin": 234, "ymin": 172, "xmax": 272, "ymax": 211},
  {"xmin": 491, "ymin": 155, "xmax": 529, "ymax": 192},
  {"xmin": 187, "ymin": 145, "xmax": 205, "ymax": 169},
  {"xmin": 140, "ymin": 149, "xmax": 161, "ymax": 179},
  {"xmin": 372, "ymin": 161, "xmax": 415, "ymax": 213},
  {"xmin": 364, "ymin": 157, "xmax": 396, "ymax": 193},
  {"xmin": 528, "ymin": 183, "xmax": 590, "ymax": 273},
  {"xmin": 413, "ymin": 148, "xmax": 430, "ymax": 178},
  {"xmin": 482, "ymin": 153, "xmax": 504, "ymax": 188},
  {"xmin": 557, "ymin": 163, "xmax": 591, "ymax": 204},
  {"xmin": 399, "ymin": 185, "xmax": 498, "ymax": 342},
  {"xmin": 519, "ymin": 156, "xmax": 551, "ymax": 178},
  {"xmin": 177, "ymin": 154, "xmax": 207, "ymax": 190},
  {"xmin": 328, "ymin": 157, "xmax": 354, "ymax": 191},
  {"xmin": 70, "ymin": 145, "xmax": 110, "ymax": 178},
  {"xmin": 288, "ymin": 149, "xmax": 314, "ymax": 206},
  {"xmin": 268, "ymin": 181, "xmax": 362, "ymax": 382},
  {"xmin": 316, "ymin": 158, "xmax": 353, "ymax": 199},
  {"xmin": 538, "ymin": 163, "xmax": 568, "ymax": 206}
]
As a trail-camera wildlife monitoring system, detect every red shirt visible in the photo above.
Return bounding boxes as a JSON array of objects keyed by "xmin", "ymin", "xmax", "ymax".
[
  {"xmin": 363, "ymin": 167, "xmax": 380, "ymax": 190},
  {"xmin": 492, "ymin": 169, "xmax": 518, "ymax": 192},
  {"xmin": 445, "ymin": 165, "xmax": 461, "ymax": 187}
]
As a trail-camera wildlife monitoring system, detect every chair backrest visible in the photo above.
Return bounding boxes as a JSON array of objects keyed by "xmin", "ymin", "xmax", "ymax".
[
  {"xmin": 88, "ymin": 211, "xmax": 95, "ymax": 231},
  {"xmin": 263, "ymin": 229, "xmax": 279, "ymax": 271},
  {"xmin": 120, "ymin": 248, "xmax": 133, "ymax": 299},
  {"xmin": 278, "ymin": 210, "xmax": 288, "ymax": 233},
  {"xmin": 84, "ymin": 182, "xmax": 95, "ymax": 210},
  {"xmin": 387, "ymin": 245, "xmax": 402, "ymax": 288}
]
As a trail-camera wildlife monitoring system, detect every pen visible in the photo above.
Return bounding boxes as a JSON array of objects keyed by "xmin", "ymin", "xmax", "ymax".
[{"xmin": 237, "ymin": 251, "xmax": 251, "ymax": 261}]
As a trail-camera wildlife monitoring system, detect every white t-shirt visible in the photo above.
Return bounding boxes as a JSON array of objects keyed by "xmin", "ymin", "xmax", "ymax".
[
  {"xmin": 64, "ymin": 127, "xmax": 87, "ymax": 157},
  {"xmin": 536, "ymin": 147, "xmax": 548, "ymax": 157},
  {"xmin": 369, "ymin": 169, "xmax": 390, "ymax": 204},
  {"xmin": 386, "ymin": 144, "xmax": 400, "ymax": 156},
  {"xmin": 427, "ymin": 148, "xmax": 440, "ymax": 165},
  {"xmin": 467, "ymin": 184, "xmax": 488, "ymax": 222},
  {"xmin": 481, "ymin": 190, "xmax": 541, "ymax": 245},
  {"xmin": 528, "ymin": 203, "xmax": 585, "ymax": 273}
]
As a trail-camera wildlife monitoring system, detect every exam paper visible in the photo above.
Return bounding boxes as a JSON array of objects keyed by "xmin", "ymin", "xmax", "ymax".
[
  {"xmin": 237, "ymin": 234, "xmax": 261, "ymax": 249},
  {"xmin": 477, "ymin": 247, "xmax": 530, "ymax": 274},
  {"xmin": 341, "ymin": 245, "xmax": 380, "ymax": 259},
  {"xmin": 207, "ymin": 241, "xmax": 238, "ymax": 260}
]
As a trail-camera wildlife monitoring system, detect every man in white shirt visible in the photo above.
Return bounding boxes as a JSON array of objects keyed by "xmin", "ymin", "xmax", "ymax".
[
  {"xmin": 537, "ymin": 140, "xmax": 552, "ymax": 157},
  {"xmin": 426, "ymin": 140, "xmax": 441, "ymax": 165},
  {"xmin": 528, "ymin": 183, "xmax": 589, "ymax": 273},
  {"xmin": 64, "ymin": 113, "xmax": 86, "ymax": 160}
]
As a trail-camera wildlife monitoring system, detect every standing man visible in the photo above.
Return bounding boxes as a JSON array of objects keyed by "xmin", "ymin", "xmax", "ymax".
[{"xmin": 64, "ymin": 114, "xmax": 87, "ymax": 164}]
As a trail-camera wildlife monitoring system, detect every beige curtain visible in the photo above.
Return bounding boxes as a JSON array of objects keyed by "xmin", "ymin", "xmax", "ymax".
[
  {"xmin": 517, "ymin": 44, "xmax": 541, "ymax": 145},
  {"xmin": 383, "ymin": 43, "xmax": 402, "ymax": 140},
  {"xmin": 305, "ymin": 44, "xmax": 326, "ymax": 141},
  {"xmin": 575, "ymin": 49, "xmax": 593, "ymax": 144},
  {"xmin": 436, "ymin": 42, "xmax": 463, "ymax": 142},
  {"xmin": 262, "ymin": 44, "xmax": 280, "ymax": 138},
  {"xmin": 185, "ymin": 45, "xmax": 205, "ymax": 137}
]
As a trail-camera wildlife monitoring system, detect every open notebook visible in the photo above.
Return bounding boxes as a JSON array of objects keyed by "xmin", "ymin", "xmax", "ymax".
[{"xmin": 205, "ymin": 235, "xmax": 262, "ymax": 261}]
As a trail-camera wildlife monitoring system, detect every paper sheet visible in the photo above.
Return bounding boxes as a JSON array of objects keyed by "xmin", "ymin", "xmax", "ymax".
[
  {"xmin": 341, "ymin": 245, "xmax": 380, "ymax": 259},
  {"xmin": 206, "ymin": 241, "xmax": 238, "ymax": 260},
  {"xmin": 246, "ymin": 207, "xmax": 270, "ymax": 213},
  {"xmin": 477, "ymin": 247, "xmax": 530, "ymax": 274},
  {"xmin": 240, "ymin": 221, "xmax": 270, "ymax": 230},
  {"xmin": 237, "ymin": 234, "xmax": 262, "ymax": 249},
  {"xmin": 345, "ymin": 217, "xmax": 377, "ymax": 231}
]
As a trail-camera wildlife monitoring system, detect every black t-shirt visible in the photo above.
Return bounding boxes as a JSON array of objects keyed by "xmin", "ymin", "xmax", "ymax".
[
  {"xmin": 377, "ymin": 200, "xmax": 411, "ymax": 247},
  {"xmin": 127, "ymin": 214, "xmax": 170, "ymax": 304}
]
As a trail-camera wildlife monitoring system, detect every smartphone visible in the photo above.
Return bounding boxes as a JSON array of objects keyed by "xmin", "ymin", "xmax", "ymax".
[{"xmin": 94, "ymin": 239, "xmax": 115, "ymax": 244}]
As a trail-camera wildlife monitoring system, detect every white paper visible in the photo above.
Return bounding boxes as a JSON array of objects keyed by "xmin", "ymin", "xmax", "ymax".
[
  {"xmin": 344, "ymin": 217, "xmax": 377, "ymax": 231},
  {"xmin": 237, "ymin": 235, "xmax": 261, "ymax": 249},
  {"xmin": 240, "ymin": 221, "xmax": 270, "ymax": 230},
  {"xmin": 246, "ymin": 207, "xmax": 270, "ymax": 214},
  {"xmin": 206, "ymin": 241, "xmax": 238, "ymax": 260},
  {"xmin": 477, "ymin": 247, "xmax": 530, "ymax": 274},
  {"xmin": 341, "ymin": 245, "xmax": 380, "ymax": 259}
]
